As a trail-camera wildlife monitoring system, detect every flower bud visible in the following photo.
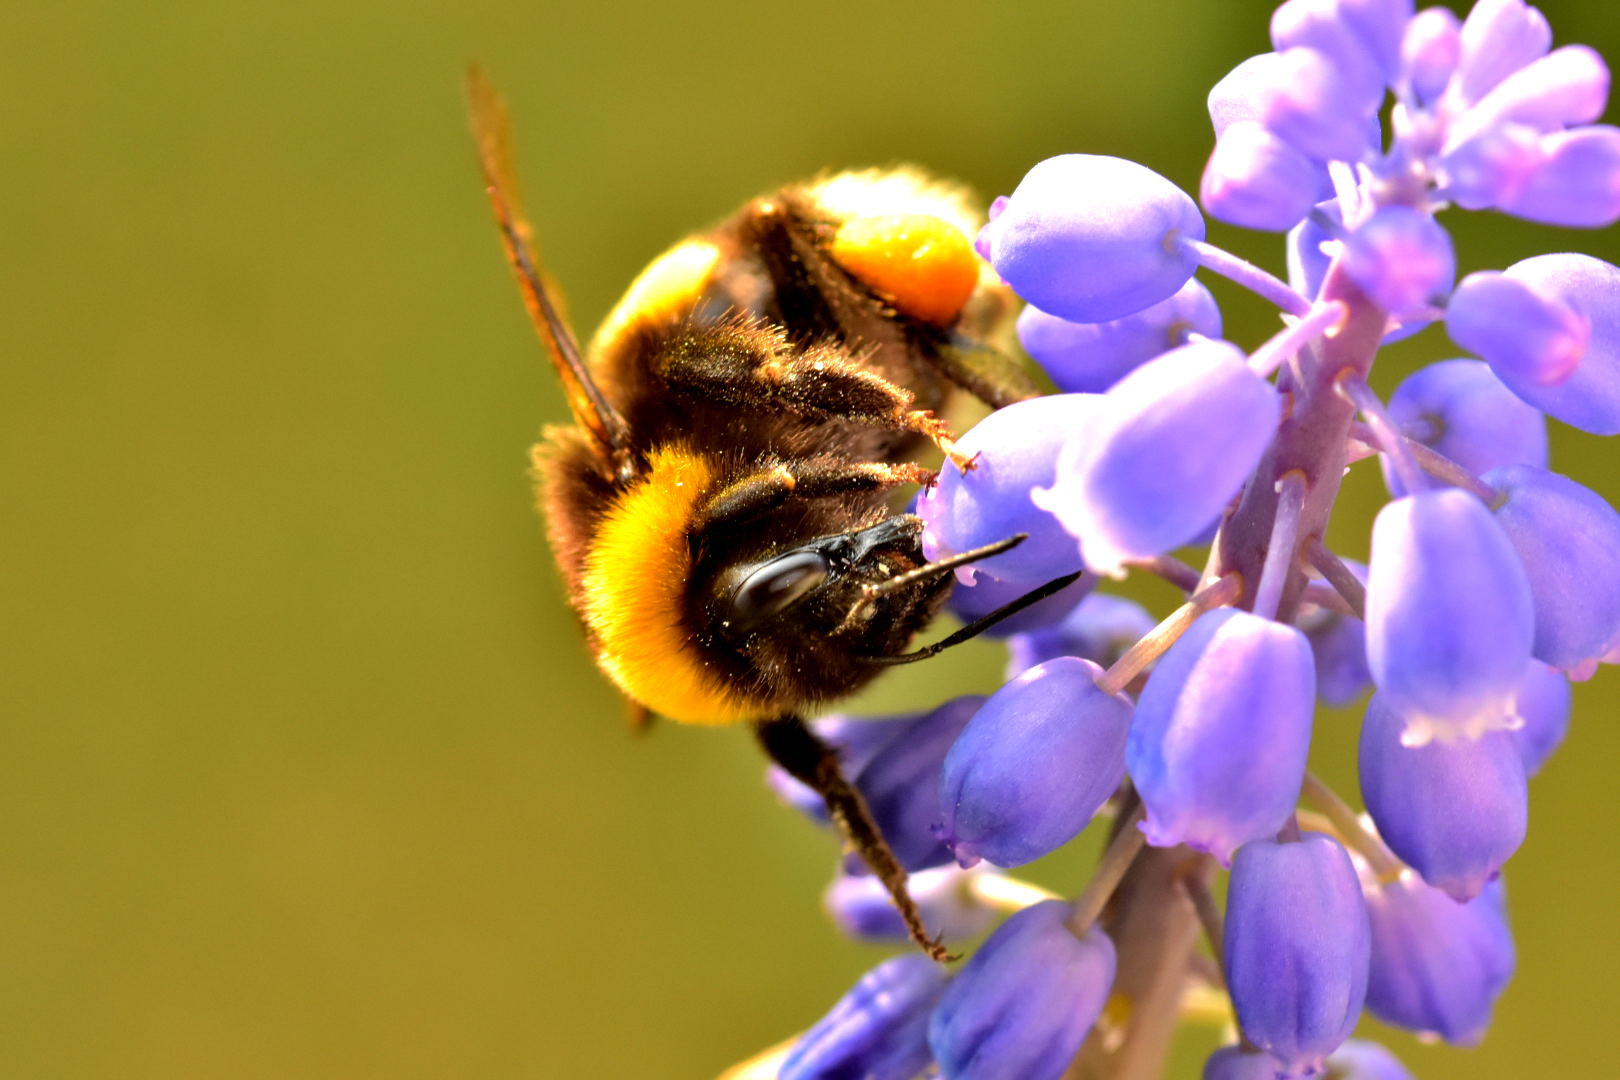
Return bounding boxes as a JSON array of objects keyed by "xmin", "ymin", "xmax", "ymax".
[
  {"xmin": 977, "ymin": 155, "xmax": 1205, "ymax": 323},
  {"xmin": 1299, "ymin": 572, "xmax": 1373, "ymax": 707},
  {"xmin": 1503, "ymin": 126, "xmax": 1620, "ymax": 228},
  {"xmin": 1129, "ymin": 609, "xmax": 1315, "ymax": 864},
  {"xmin": 1032, "ymin": 340, "xmax": 1279, "ymax": 578},
  {"xmin": 853, "ymin": 695, "xmax": 984, "ymax": 873},
  {"xmin": 1481, "ymin": 254, "xmax": 1620, "ymax": 435},
  {"xmin": 824, "ymin": 864, "xmax": 998, "ymax": 944},
  {"xmin": 780, "ymin": 954, "xmax": 948, "ymax": 1080},
  {"xmin": 1225, "ymin": 834, "xmax": 1371, "ymax": 1076},
  {"xmin": 1326, "ymin": 1039, "xmax": 1416, "ymax": 1079},
  {"xmin": 1467, "ymin": 45, "xmax": 1609, "ymax": 134},
  {"xmin": 1361, "ymin": 872, "xmax": 1515, "ymax": 1045},
  {"xmin": 767, "ymin": 712, "xmax": 924, "ymax": 823},
  {"xmin": 1359, "ymin": 693, "xmax": 1527, "ymax": 901},
  {"xmin": 1446, "ymin": 269, "xmax": 1588, "ymax": 397},
  {"xmin": 1017, "ymin": 279, "xmax": 1222, "ymax": 394},
  {"xmin": 918, "ymin": 393, "xmax": 1100, "ymax": 585},
  {"xmin": 1484, "ymin": 464, "xmax": 1620, "ymax": 670},
  {"xmin": 937, "ymin": 658, "xmax": 1131, "ymax": 868},
  {"xmin": 1257, "ymin": 47, "xmax": 1383, "ymax": 161},
  {"xmin": 928, "ymin": 900, "xmax": 1115, "ymax": 1080},
  {"xmin": 1454, "ymin": 0, "xmax": 1551, "ymax": 105},
  {"xmin": 1364, "ymin": 489, "xmax": 1534, "ymax": 743},
  {"xmin": 1202, "ymin": 121, "xmax": 1326, "ymax": 231},
  {"xmin": 1341, "ymin": 206, "xmax": 1456, "ymax": 319},
  {"xmin": 1384, "ymin": 360, "xmax": 1547, "ymax": 486},
  {"xmin": 1005, "ymin": 591, "xmax": 1156, "ymax": 681},
  {"xmin": 1203, "ymin": 1045, "xmax": 1287, "ymax": 1079},
  {"xmin": 1510, "ymin": 659, "xmax": 1571, "ymax": 776},
  {"xmin": 1401, "ymin": 6, "xmax": 1461, "ymax": 103}
]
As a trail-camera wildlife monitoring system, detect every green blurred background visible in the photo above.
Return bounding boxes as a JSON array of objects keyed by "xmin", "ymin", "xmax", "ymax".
[{"xmin": 5, "ymin": 0, "xmax": 1618, "ymax": 1076}]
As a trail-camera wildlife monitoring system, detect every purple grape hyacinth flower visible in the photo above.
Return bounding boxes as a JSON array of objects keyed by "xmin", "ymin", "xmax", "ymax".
[
  {"xmin": 1362, "ymin": 873, "xmax": 1515, "ymax": 1045},
  {"xmin": 750, "ymin": 1, "xmax": 1620, "ymax": 1075},
  {"xmin": 781, "ymin": 953, "xmax": 949, "ymax": 1080},
  {"xmin": 928, "ymin": 900, "xmax": 1115, "ymax": 1080},
  {"xmin": 1224, "ymin": 834, "xmax": 1371, "ymax": 1077},
  {"xmin": 937, "ymin": 657, "xmax": 1131, "ymax": 869},
  {"xmin": 1128, "ymin": 609, "xmax": 1315, "ymax": 864},
  {"xmin": 1360, "ymin": 693, "xmax": 1527, "ymax": 901}
]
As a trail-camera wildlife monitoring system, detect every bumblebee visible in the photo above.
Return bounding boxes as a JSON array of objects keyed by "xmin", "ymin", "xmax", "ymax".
[{"xmin": 467, "ymin": 71, "xmax": 1061, "ymax": 959}]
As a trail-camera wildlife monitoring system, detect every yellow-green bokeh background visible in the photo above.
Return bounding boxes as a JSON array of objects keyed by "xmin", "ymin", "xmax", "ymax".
[{"xmin": 6, "ymin": 1, "xmax": 1619, "ymax": 1076}]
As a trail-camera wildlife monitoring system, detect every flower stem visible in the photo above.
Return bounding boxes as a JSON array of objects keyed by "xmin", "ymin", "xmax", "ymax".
[
  {"xmin": 1182, "ymin": 238, "xmax": 1312, "ymax": 316},
  {"xmin": 1305, "ymin": 539, "xmax": 1366, "ymax": 620},
  {"xmin": 1299, "ymin": 771, "xmax": 1404, "ymax": 881},
  {"xmin": 1338, "ymin": 373, "xmax": 1426, "ymax": 497},
  {"xmin": 1253, "ymin": 471, "xmax": 1306, "ymax": 621},
  {"xmin": 1068, "ymin": 800, "xmax": 1148, "ymax": 935},
  {"xmin": 1097, "ymin": 574, "xmax": 1241, "ymax": 695},
  {"xmin": 1351, "ymin": 420, "xmax": 1501, "ymax": 503},
  {"xmin": 1248, "ymin": 301, "xmax": 1348, "ymax": 379}
]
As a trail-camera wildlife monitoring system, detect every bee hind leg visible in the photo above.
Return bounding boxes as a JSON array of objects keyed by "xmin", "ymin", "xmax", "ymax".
[{"xmin": 754, "ymin": 714, "xmax": 955, "ymax": 964}]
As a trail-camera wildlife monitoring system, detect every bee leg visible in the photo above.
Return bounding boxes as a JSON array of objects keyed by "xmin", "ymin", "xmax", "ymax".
[
  {"xmin": 694, "ymin": 458, "xmax": 935, "ymax": 532},
  {"xmin": 928, "ymin": 331, "xmax": 1046, "ymax": 409},
  {"xmin": 658, "ymin": 326, "xmax": 974, "ymax": 469},
  {"xmin": 754, "ymin": 714, "xmax": 955, "ymax": 964}
]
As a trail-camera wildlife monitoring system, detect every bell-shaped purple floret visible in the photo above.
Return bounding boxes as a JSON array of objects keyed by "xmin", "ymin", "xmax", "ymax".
[
  {"xmin": 928, "ymin": 900, "xmax": 1115, "ymax": 1080},
  {"xmin": 852, "ymin": 695, "xmax": 985, "ymax": 873},
  {"xmin": 1341, "ymin": 206, "xmax": 1455, "ymax": 319},
  {"xmin": 824, "ymin": 864, "xmax": 998, "ymax": 945},
  {"xmin": 1128, "ymin": 609, "xmax": 1315, "ymax": 864},
  {"xmin": 767, "ymin": 712, "xmax": 926, "ymax": 823},
  {"xmin": 1401, "ymin": 6, "xmax": 1461, "ymax": 103},
  {"xmin": 1210, "ymin": 53, "xmax": 1286, "ymax": 136},
  {"xmin": 1032, "ymin": 340, "xmax": 1279, "ymax": 578},
  {"xmin": 947, "ymin": 570, "xmax": 1092, "ymax": 639},
  {"xmin": 976, "ymin": 155, "xmax": 1205, "ymax": 323},
  {"xmin": 1510, "ymin": 659, "xmax": 1571, "ymax": 777},
  {"xmin": 1202, "ymin": 121, "xmax": 1327, "ymax": 231},
  {"xmin": 1361, "ymin": 872, "xmax": 1515, "ymax": 1045},
  {"xmin": 1359, "ymin": 693, "xmax": 1527, "ymax": 901},
  {"xmin": 1364, "ymin": 489, "xmax": 1534, "ymax": 743},
  {"xmin": 1453, "ymin": 0, "xmax": 1551, "ymax": 106},
  {"xmin": 1203, "ymin": 1045, "xmax": 1287, "ymax": 1080},
  {"xmin": 1484, "ymin": 464, "xmax": 1620, "ymax": 671},
  {"xmin": 1504, "ymin": 126, "xmax": 1620, "ymax": 228},
  {"xmin": 1285, "ymin": 201, "xmax": 1338, "ymax": 299},
  {"xmin": 937, "ymin": 658, "xmax": 1131, "ymax": 869},
  {"xmin": 1383, "ymin": 360, "xmax": 1547, "ymax": 490},
  {"xmin": 1017, "ymin": 279, "xmax": 1222, "ymax": 394},
  {"xmin": 1225, "ymin": 834, "xmax": 1371, "ymax": 1077},
  {"xmin": 918, "ymin": 393, "xmax": 1100, "ymax": 585},
  {"xmin": 780, "ymin": 953, "xmax": 949, "ymax": 1080},
  {"xmin": 1005, "ymin": 591, "xmax": 1156, "ymax": 681}
]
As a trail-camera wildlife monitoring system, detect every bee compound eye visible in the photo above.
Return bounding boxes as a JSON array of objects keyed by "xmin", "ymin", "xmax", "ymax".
[{"xmin": 726, "ymin": 550, "xmax": 831, "ymax": 633}]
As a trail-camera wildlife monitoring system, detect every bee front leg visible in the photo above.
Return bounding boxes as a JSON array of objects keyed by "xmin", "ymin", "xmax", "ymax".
[{"xmin": 754, "ymin": 714, "xmax": 955, "ymax": 964}]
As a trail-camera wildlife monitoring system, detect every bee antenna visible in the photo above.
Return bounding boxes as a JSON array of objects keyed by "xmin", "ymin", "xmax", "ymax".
[
  {"xmin": 860, "ymin": 534, "xmax": 1028, "ymax": 603},
  {"xmin": 861, "ymin": 567, "xmax": 1087, "ymax": 666}
]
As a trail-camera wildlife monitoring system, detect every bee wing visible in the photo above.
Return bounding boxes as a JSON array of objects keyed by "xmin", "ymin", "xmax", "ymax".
[{"xmin": 465, "ymin": 67, "xmax": 636, "ymax": 476}]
